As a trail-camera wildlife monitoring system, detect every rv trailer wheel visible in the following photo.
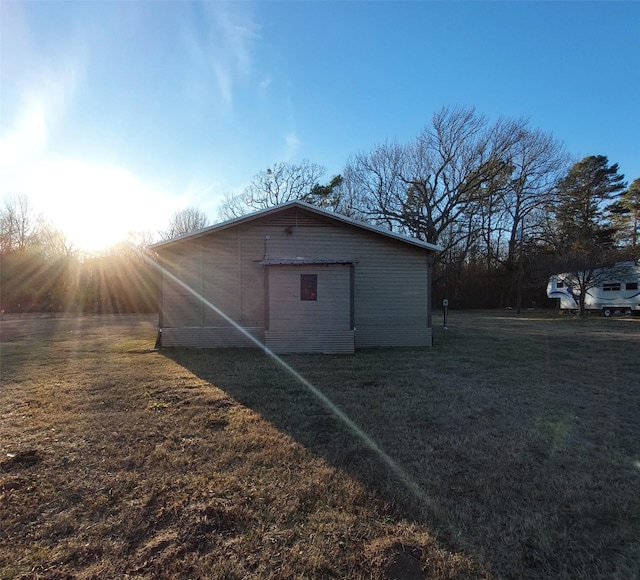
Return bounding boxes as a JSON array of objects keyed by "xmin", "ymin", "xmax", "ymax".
[
  {"xmin": 602, "ymin": 308, "xmax": 612, "ymax": 317},
  {"xmin": 614, "ymin": 309, "xmax": 622, "ymax": 316}
]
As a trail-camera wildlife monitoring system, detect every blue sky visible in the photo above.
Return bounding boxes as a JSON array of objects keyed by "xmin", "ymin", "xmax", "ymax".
[{"xmin": 1, "ymin": 1, "xmax": 639, "ymax": 251}]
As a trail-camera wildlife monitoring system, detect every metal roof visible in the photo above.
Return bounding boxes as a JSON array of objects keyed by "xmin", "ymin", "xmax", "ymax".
[{"xmin": 150, "ymin": 199, "xmax": 441, "ymax": 252}]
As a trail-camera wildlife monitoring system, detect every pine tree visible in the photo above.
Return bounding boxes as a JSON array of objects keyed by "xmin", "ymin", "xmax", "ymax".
[
  {"xmin": 609, "ymin": 177, "xmax": 640, "ymax": 252},
  {"xmin": 554, "ymin": 155, "xmax": 626, "ymax": 250},
  {"xmin": 551, "ymin": 156, "xmax": 628, "ymax": 314}
]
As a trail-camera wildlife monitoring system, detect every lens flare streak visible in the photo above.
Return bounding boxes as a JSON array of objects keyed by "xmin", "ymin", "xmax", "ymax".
[{"xmin": 146, "ymin": 252, "xmax": 436, "ymax": 512}]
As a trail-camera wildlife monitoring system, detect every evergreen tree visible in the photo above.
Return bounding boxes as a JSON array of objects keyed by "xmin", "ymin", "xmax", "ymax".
[
  {"xmin": 550, "ymin": 156, "xmax": 628, "ymax": 314},
  {"xmin": 554, "ymin": 155, "xmax": 626, "ymax": 250},
  {"xmin": 609, "ymin": 177, "xmax": 640, "ymax": 252}
]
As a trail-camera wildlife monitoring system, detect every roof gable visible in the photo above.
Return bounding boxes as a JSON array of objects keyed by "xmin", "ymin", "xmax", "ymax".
[{"xmin": 150, "ymin": 200, "xmax": 441, "ymax": 253}]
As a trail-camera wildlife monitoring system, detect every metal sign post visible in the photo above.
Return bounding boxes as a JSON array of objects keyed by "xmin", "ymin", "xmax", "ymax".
[{"xmin": 443, "ymin": 298, "xmax": 449, "ymax": 329}]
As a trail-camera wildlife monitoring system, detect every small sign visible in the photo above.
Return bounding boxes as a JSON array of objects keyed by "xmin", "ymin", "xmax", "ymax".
[{"xmin": 442, "ymin": 299, "xmax": 449, "ymax": 307}]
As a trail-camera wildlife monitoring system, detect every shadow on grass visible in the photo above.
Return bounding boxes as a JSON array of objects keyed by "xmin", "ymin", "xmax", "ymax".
[{"xmin": 164, "ymin": 314, "xmax": 640, "ymax": 579}]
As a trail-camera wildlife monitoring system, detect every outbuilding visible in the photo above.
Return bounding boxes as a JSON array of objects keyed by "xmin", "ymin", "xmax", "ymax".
[{"xmin": 150, "ymin": 200, "xmax": 440, "ymax": 354}]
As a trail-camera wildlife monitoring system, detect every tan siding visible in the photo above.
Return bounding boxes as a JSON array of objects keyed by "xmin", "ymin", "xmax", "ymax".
[
  {"xmin": 267, "ymin": 265, "xmax": 351, "ymax": 332},
  {"xmin": 201, "ymin": 230, "xmax": 241, "ymax": 326},
  {"xmin": 240, "ymin": 221, "xmax": 431, "ymax": 345},
  {"xmin": 265, "ymin": 330, "xmax": 354, "ymax": 354},
  {"xmin": 252, "ymin": 208, "xmax": 334, "ymax": 229},
  {"xmin": 160, "ymin": 229, "xmax": 265, "ymax": 332},
  {"xmin": 162, "ymin": 327, "xmax": 264, "ymax": 348},
  {"xmin": 158, "ymin": 205, "xmax": 434, "ymax": 350},
  {"xmin": 238, "ymin": 233, "xmax": 265, "ymax": 327},
  {"xmin": 160, "ymin": 242, "xmax": 204, "ymax": 327}
]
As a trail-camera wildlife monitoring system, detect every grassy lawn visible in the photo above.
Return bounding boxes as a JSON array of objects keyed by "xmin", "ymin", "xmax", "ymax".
[{"xmin": 1, "ymin": 311, "xmax": 638, "ymax": 579}]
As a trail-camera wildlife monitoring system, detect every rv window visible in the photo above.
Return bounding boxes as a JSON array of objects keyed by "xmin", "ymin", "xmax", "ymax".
[
  {"xmin": 626, "ymin": 282, "xmax": 638, "ymax": 290},
  {"xmin": 602, "ymin": 283, "xmax": 621, "ymax": 292},
  {"xmin": 300, "ymin": 274, "xmax": 317, "ymax": 301},
  {"xmin": 556, "ymin": 281, "xmax": 564, "ymax": 288}
]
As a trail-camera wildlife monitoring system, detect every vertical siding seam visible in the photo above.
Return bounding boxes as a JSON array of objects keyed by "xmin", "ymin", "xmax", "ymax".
[
  {"xmin": 264, "ymin": 266, "xmax": 269, "ymax": 330},
  {"xmin": 238, "ymin": 228, "xmax": 242, "ymax": 323},
  {"xmin": 428, "ymin": 259, "xmax": 432, "ymax": 329},
  {"xmin": 350, "ymin": 264, "xmax": 355, "ymax": 330},
  {"xmin": 199, "ymin": 238, "xmax": 204, "ymax": 326},
  {"xmin": 158, "ymin": 259, "xmax": 164, "ymax": 329}
]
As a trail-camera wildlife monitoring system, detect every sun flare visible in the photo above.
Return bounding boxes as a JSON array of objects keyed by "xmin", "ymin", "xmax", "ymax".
[{"xmin": 18, "ymin": 157, "xmax": 177, "ymax": 253}]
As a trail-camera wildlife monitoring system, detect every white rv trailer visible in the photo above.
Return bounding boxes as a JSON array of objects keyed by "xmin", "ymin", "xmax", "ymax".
[{"xmin": 547, "ymin": 264, "xmax": 640, "ymax": 316}]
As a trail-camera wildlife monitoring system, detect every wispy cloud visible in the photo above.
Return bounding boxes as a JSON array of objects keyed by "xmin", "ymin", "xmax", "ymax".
[
  {"xmin": 280, "ymin": 90, "xmax": 301, "ymax": 161},
  {"xmin": 282, "ymin": 131, "xmax": 301, "ymax": 161},
  {"xmin": 0, "ymin": 3, "xmax": 173, "ymax": 251},
  {"xmin": 210, "ymin": 2, "xmax": 257, "ymax": 76},
  {"xmin": 0, "ymin": 96, "xmax": 48, "ymax": 171},
  {"xmin": 0, "ymin": 2, "xmax": 84, "ymax": 172},
  {"xmin": 182, "ymin": 2, "xmax": 260, "ymax": 112},
  {"xmin": 259, "ymin": 76, "xmax": 272, "ymax": 99},
  {"xmin": 0, "ymin": 60, "xmax": 82, "ymax": 171}
]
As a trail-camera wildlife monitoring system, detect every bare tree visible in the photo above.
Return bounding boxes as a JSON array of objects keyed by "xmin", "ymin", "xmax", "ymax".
[
  {"xmin": 0, "ymin": 193, "xmax": 41, "ymax": 253},
  {"xmin": 345, "ymin": 107, "xmax": 571, "ymax": 278},
  {"xmin": 161, "ymin": 207, "xmax": 210, "ymax": 240},
  {"xmin": 108, "ymin": 231, "xmax": 157, "ymax": 258},
  {"xmin": 36, "ymin": 223, "xmax": 76, "ymax": 261},
  {"xmin": 346, "ymin": 106, "xmax": 524, "ymax": 263},
  {"xmin": 502, "ymin": 130, "xmax": 568, "ymax": 258},
  {"xmin": 473, "ymin": 128, "xmax": 568, "ymax": 270},
  {"xmin": 219, "ymin": 160, "xmax": 327, "ymax": 219},
  {"xmin": 329, "ymin": 165, "xmax": 370, "ymax": 220},
  {"xmin": 0, "ymin": 195, "xmax": 79, "ymax": 313}
]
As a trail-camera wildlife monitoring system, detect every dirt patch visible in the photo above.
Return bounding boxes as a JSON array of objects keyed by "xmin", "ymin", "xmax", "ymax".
[
  {"xmin": 383, "ymin": 542, "xmax": 424, "ymax": 579},
  {"xmin": 1, "ymin": 449, "xmax": 43, "ymax": 471}
]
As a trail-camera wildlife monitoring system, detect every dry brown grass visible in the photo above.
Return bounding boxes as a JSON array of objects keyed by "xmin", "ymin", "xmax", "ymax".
[{"xmin": 1, "ymin": 311, "xmax": 639, "ymax": 579}]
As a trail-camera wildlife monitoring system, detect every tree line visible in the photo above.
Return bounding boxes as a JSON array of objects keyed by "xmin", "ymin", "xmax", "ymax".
[
  {"xmin": 221, "ymin": 107, "xmax": 639, "ymax": 312},
  {"xmin": 0, "ymin": 196, "xmax": 157, "ymax": 314},
  {"xmin": 2, "ymin": 106, "xmax": 638, "ymax": 315}
]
